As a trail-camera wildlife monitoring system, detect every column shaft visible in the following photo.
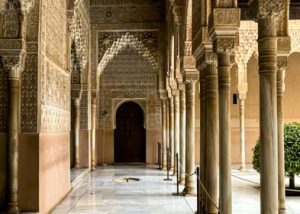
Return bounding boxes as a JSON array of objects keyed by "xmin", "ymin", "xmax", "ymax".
[
  {"xmin": 218, "ymin": 52, "xmax": 232, "ymax": 214},
  {"xmin": 239, "ymin": 98, "xmax": 246, "ymax": 171},
  {"xmin": 277, "ymin": 67, "xmax": 286, "ymax": 213},
  {"xmin": 258, "ymin": 18, "xmax": 278, "ymax": 214},
  {"xmin": 91, "ymin": 101, "xmax": 96, "ymax": 171},
  {"xmin": 7, "ymin": 77, "xmax": 20, "ymax": 213},
  {"xmin": 174, "ymin": 93, "xmax": 180, "ymax": 174},
  {"xmin": 184, "ymin": 81, "xmax": 196, "ymax": 195},
  {"xmin": 74, "ymin": 98, "xmax": 81, "ymax": 168},
  {"xmin": 169, "ymin": 97, "xmax": 175, "ymax": 171},
  {"xmin": 179, "ymin": 89, "xmax": 186, "ymax": 184},
  {"xmin": 199, "ymin": 70, "xmax": 206, "ymax": 211},
  {"xmin": 205, "ymin": 63, "xmax": 218, "ymax": 214},
  {"xmin": 161, "ymin": 99, "xmax": 168, "ymax": 170}
]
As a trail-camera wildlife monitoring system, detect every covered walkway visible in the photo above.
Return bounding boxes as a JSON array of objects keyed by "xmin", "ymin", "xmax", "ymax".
[{"xmin": 51, "ymin": 166, "xmax": 300, "ymax": 214}]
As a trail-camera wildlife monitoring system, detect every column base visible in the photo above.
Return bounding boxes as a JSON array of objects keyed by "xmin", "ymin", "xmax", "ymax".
[
  {"xmin": 279, "ymin": 208, "xmax": 286, "ymax": 214},
  {"xmin": 6, "ymin": 203, "xmax": 20, "ymax": 214},
  {"xmin": 239, "ymin": 166, "xmax": 246, "ymax": 172},
  {"xmin": 179, "ymin": 177, "xmax": 185, "ymax": 185},
  {"xmin": 182, "ymin": 186, "xmax": 197, "ymax": 196},
  {"xmin": 91, "ymin": 166, "xmax": 96, "ymax": 171}
]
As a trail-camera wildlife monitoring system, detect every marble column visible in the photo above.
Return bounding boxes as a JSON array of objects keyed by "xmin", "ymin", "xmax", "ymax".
[
  {"xmin": 169, "ymin": 96, "xmax": 175, "ymax": 171},
  {"xmin": 6, "ymin": 68, "xmax": 20, "ymax": 214},
  {"xmin": 91, "ymin": 98, "xmax": 97, "ymax": 171},
  {"xmin": 161, "ymin": 99, "xmax": 168, "ymax": 170},
  {"xmin": 199, "ymin": 69, "xmax": 206, "ymax": 211},
  {"xmin": 218, "ymin": 52, "xmax": 232, "ymax": 214},
  {"xmin": 205, "ymin": 62, "xmax": 218, "ymax": 214},
  {"xmin": 173, "ymin": 90, "xmax": 180, "ymax": 175},
  {"xmin": 183, "ymin": 80, "xmax": 197, "ymax": 195},
  {"xmin": 179, "ymin": 86, "xmax": 186, "ymax": 184},
  {"xmin": 73, "ymin": 97, "xmax": 81, "ymax": 168},
  {"xmin": 277, "ymin": 57, "xmax": 287, "ymax": 214},
  {"xmin": 258, "ymin": 17, "xmax": 278, "ymax": 213},
  {"xmin": 166, "ymin": 100, "xmax": 170, "ymax": 160},
  {"xmin": 239, "ymin": 96, "xmax": 246, "ymax": 171}
]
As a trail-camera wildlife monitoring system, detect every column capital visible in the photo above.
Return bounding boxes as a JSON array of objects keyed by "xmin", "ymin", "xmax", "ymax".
[
  {"xmin": 71, "ymin": 89, "xmax": 82, "ymax": 101},
  {"xmin": 249, "ymin": 0, "xmax": 286, "ymax": 20},
  {"xmin": 171, "ymin": 89, "xmax": 179, "ymax": 97},
  {"xmin": 1, "ymin": 52, "xmax": 24, "ymax": 80},
  {"xmin": 277, "ymin": 36, "xmax": 291, "ymax": 55},
  {"xmin": 238, "ymin": 92, "xmax": 247, "ymax": 100},
  {"xmin": 209, "ymin": 8, "xmax": 240, "ymax": 53},
  {"xmin": 178, "ymin": 83, "xmax": 185, "ymax": 91},
  {"xmin": 277, "ymin": 56, "xmax": 288, "ymax": 71},
  {"xmin": 159, "ymin": 90, "xmax": 168, "ymax": 100},
  {"xmin": 183, "ymin": 71, "xmax": 199, "ymax": 85}
]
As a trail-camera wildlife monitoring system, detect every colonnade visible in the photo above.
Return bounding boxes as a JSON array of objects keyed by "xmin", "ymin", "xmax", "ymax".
[{"xmin": 160, "ymin": 1, "xmax": 290, "ymax": 214}]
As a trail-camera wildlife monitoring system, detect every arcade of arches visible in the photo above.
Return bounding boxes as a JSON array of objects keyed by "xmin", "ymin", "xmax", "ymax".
[{"xmin": 0, "ymin": 0, "xmax": 300, "ymax": 213}]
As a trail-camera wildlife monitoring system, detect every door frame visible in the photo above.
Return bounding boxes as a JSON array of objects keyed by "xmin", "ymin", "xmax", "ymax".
[{"xmin": 113, "ymin": 99, "xmax": 147, "ymax": 163}]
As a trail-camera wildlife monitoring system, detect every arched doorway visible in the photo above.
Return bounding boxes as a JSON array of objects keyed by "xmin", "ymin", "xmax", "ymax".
[{"xmin": 114, "ymin": 101, "xmax": 146, "ymax": 163}]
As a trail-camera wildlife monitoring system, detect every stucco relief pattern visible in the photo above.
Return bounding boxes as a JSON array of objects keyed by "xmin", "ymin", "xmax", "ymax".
[
  {"xmin": 0, "ymin": 61, "xmax": 8, "ymax": 132},
  {"xmin": 21, "ymin": 0, "xmax": 39, "ymax": 132},
  {"xmin": 98, "ymin": 48, "xmax": 161, "ymax": 129},
  {"xmin": 40, "ymin": 0, "xmax": 70, "ymax": 133},
  {"xmin": 90, "ymin": 0, "xmax": 163, "ymax": 24}
]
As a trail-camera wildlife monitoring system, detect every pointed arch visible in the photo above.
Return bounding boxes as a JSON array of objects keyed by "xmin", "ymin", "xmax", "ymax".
[{"xmin": 97, "ymin": 33, "xmax": 158, "ymax": 76}]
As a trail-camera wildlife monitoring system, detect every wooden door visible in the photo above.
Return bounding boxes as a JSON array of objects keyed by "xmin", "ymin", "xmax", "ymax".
[{"xmin": 114, "ymin": 101, "xmax": 146, "ymax": 163}]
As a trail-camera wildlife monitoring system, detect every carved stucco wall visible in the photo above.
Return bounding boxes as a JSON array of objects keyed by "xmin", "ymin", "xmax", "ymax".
[
  {"xmin": 0, "ymin": 60, "xmax": 8, "ymax": 132},
  {"xmin": 40, "ymin": 0, "xmax": 70, "ymax": 132},
  {"xmin": 90, "ymin": 0, "xmax": 164, "ymax": 91},
  {"xmin": 90, "ymin": 0, "xmax": 164, "ymax": 25},
  {"xmin": 98, "ymin": 47, "xmax": 161, "ymax": 130}
]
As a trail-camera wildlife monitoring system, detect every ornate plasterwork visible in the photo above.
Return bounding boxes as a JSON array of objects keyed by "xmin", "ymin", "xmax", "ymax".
[
  {"xmin": 97, "ymin": 31, "xmax": 158, "ymax": 75},
  {"xmin": 98, "ymin": 47, "xmax": 161, "ymax": 129},
  {"xmin": 90, "ymin": 0, "xmax": 163, "ymax": 24},
  {"xmin": 289, "ymin": 20, "xmax": 300, "ymax": 53},
  {"xmin": 0, "ymin": 59, "xmax": 8, "ymax": 132},
  {"xmin": 235, "ymin": 21, "xmax": 258, "ymax": 66},
  {"xmin": 39, "ymin": 0, "xmax": 70, "ymax": 133}
]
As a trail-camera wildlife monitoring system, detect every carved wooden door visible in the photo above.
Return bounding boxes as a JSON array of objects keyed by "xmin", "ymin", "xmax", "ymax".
[{"xmin": 114, "ymin": 101, "xmax": 146, "ymax": 163}]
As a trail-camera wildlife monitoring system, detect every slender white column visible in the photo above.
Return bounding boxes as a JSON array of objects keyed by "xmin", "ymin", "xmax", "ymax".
[
  {"xmin": 161, "ymin": 99, "xmax": 168, "ymax": 170},
  {"xmin": 258, "ymin": 17, "xmax": 278, "ymax": 214},
  {"xmin": 239, "ymin": 97, "xmax": 246, "ymax": 171},
  {"xmin": 6, "ymin": 68, "xmax": 20, "ymax": 214},
  {"xmin": 277, "ymin": 58, "xmax": 287, "ymax": 214},
  {"xmin": 169, "ymin": 97, "xmax": 175, "ymax": 171},
  {"xmin": 199, "ymin": 69, "xmax": 206, "ymax": 211},
  {"xmin": 218, "ymin": 52, "xmax": 232, "ymax": 214},
  {"xmin": 205, "ymin": 62, "xmax": 218, "ymax": 214},
  {"xmin": 91, "ymin": 98, "xmax": 97, "ymax": 171},
  {"xmin": 179, "ymin": 87, "xmax": 186, "ymax": 184},
  {"xmin": 73, "ymin": 98, "xmax": 81, "ymax": 168},
  {"xmin": 173, "ymin": 91, "xmax": 180, "ymax": 175},
  {"xmin": 183, "ymin": 80, "xmax": 197, "ymax": 195}
]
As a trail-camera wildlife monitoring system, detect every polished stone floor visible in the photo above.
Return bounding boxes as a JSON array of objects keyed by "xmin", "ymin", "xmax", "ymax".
[{"xmin": 52, "ymin": 165, "xmax": 300, "ymax": 214}]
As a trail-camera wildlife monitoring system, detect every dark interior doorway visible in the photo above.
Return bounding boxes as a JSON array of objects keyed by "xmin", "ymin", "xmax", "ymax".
[{"xmin": 114, "ymin": 101, "xmax": 146, "ymax": 163}]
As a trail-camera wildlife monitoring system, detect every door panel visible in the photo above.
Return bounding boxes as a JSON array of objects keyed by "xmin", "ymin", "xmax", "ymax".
[{"xmin": 114, "ymin": 102, "xmax": 146, "ymax": 163}]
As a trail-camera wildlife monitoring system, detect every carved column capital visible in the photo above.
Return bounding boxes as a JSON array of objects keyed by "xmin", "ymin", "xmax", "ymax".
[
  {"xmin": 183, "ymin": 71, "xmax": 199, "ymax": 85},
  {"xmin": 1, "ymin": 53, "xmax": 24, "ymax": 80},
  {"xmin": 277, "ymin": 56, "xmax": 288, "ymax": 71},
  {"xmin": 171, "ymin": 89, "xmax": 179, "ymax": 97},
  {"xmin": 159, "ymin": 90, "xmax": 168, "ymax": 100},
  {"xmin": 277, "ymin": 36, "xmax": 291, "ymax": 55},
  {"xmin": 71, "ymin": 89, "xmax": 82, "ymax": 101},
  {"xmin": 184, "ymin": 41, "xmax": 192, "ymax": 56}
]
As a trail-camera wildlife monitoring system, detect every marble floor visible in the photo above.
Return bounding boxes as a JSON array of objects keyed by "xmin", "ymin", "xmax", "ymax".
[{"xmin": 52, "ymin": 165, "xmax": 300, "ymax": 214}]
